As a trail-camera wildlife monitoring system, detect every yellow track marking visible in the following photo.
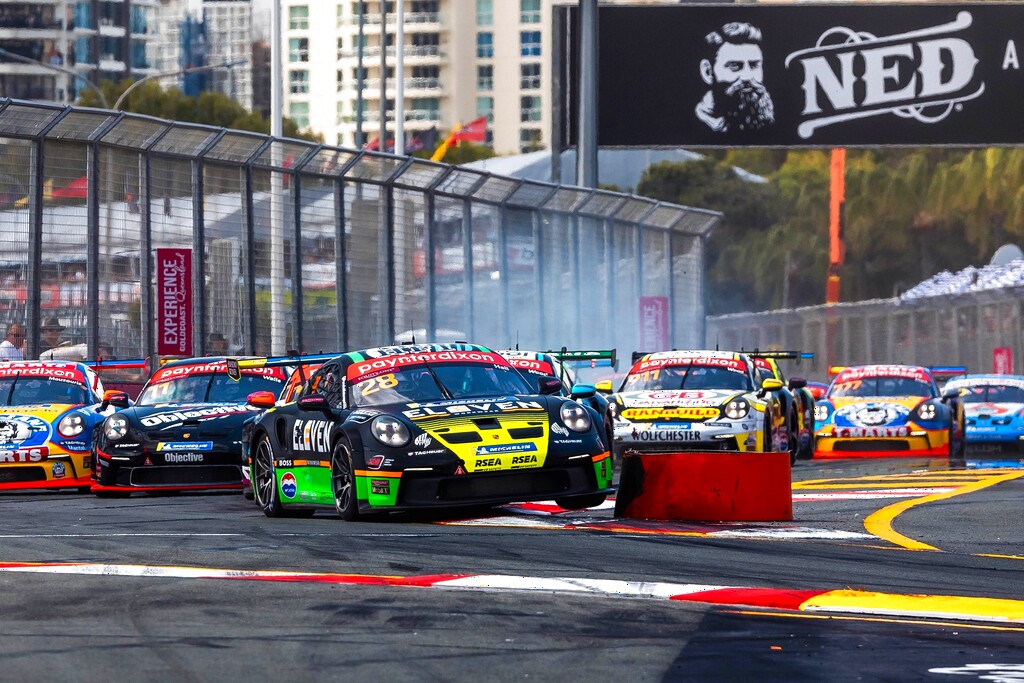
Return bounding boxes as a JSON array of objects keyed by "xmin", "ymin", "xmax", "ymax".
[
  {"xmin": 977, "ymin": 553, "xmax": 1024, "ymax": 561},
  {"xmin": 795, "ymin": 482, "xmax": 969, "ymax": 489},
  {"xmin": 721, "ymin": 609, "xmax": 1024, "ymax": 632},
  {"xmin": 805, "ymin": 589, "xmax": 1024, "ymax": 621},
  {"xmin": 864, "ymin": 471, "xmax": 1024, "ymax": 551}
]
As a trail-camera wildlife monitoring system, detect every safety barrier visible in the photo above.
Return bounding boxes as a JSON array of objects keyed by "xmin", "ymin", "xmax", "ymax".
[{"xmin": 614, "ymin": 450, "xmax": 793, "ymax": 522}]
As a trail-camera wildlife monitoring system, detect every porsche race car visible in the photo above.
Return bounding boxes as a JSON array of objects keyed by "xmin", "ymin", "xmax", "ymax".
[
  {"xmin": 814, "ymin": 364, "xmax": 966, "ymax": 459},
  {"xmin": 750, "ymin": 352, "xmax": 816, "ymax": 462},
  {"xmin": 606, "ymin": 350, "xmax": 790, "ymax": 460},
  {"xmin": 0, "ymin": 360, "xmax": 115, "ymax": 492},
  {"xmin": 245, "ymin": 343, "xmax": 614, "ymax": 519},
  {"xmin": 944, "ymin": 374, "xmax": 1024, "ymax": 457},
  {"xmin": 92, "ymin": 357, "xmax": 290, "ymax": 496}
]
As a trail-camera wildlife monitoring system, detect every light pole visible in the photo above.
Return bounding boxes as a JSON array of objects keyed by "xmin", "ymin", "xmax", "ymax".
[
  {"xmin": 113, "ymin": 59, "xmax": 248, "ymax": 110},
  {"xmin": 0, "ymin": 46, "xmax": 109, "ymax": 108}
]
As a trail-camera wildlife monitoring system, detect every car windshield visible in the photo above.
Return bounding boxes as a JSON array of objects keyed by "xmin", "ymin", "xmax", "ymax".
[
  {"xmin": 622, "ymin": 364, "xmax": 752, "ymax": 392},
  {"xmin": 138, "ymin": 373, "xmax": 285, "ymax": 405},
  {"xmin": 829, "ymin": 377, "xmax": 935, "ymax": 398},
  {"xmin": 350, "ymin": 362, "xmax": 532, "ymax": 407},
  {"xmin": 0, "ymin": 377, "xmax": 89, "ymax": 406},
  {"xmin": 959, "ymin": 384, "xmax": 1024, "ymax": 403}
]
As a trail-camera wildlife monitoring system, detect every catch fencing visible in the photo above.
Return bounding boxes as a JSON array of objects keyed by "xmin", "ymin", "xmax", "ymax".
[
  {"xmin": 706, "ymin": 291, "xmax": 1024, "ymax": 381},
  {"xmin": 0, "ymin": 98, "xmax": 720, "ymax": 366}
]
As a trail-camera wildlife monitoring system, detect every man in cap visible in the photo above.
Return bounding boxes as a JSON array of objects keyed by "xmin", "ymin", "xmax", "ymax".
[{"xmin": 38, "ymin": 317, "xmax": 67, "ymax": 357}]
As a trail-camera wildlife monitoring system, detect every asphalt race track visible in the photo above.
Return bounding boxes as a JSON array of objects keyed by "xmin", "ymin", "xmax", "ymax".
[{"xmin": 1, "ymin": 457, "xmax": 1022, "ymax": 681}]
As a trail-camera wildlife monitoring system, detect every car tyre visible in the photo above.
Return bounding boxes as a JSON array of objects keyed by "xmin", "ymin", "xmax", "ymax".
[
  {"xmin": 787, "ymin": 410, "xmax": 799, "ymax": 465},
  {"xmin": 253, "ymin": 433, "xmax": 286, "ymax": 518},
  {"xmin": 331, "ymin": 440, "xmax": 360, "ymax": 521},
  {"xmin": 555, "ymin": 493, "xmax": 607, "ymax": 510}
]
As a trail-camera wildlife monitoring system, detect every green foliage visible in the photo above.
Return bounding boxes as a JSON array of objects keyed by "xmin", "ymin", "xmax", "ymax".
[
  {"xmin": 436, "ymin": 142, "xmax": 497, "ymax": 165},
  {"xmin": 76, "ymin": 79, "xmax": 321, "ymax": 142},
  {"xmin": 637, "ymin": 148, "xmax": 1024, "ymax": 315}
]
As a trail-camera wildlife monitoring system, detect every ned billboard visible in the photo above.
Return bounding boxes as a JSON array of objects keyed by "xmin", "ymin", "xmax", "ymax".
[{"xmin": 560, "ymin": 4, "xmax": 1024, "ymax": 147}]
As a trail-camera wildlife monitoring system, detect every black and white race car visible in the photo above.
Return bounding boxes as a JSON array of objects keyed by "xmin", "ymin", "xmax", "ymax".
[{"xmin": 92, "ymin": 357, "xmax": 289, "ymax": 496}]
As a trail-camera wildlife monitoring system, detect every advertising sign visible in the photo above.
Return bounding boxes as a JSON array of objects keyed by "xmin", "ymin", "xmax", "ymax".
[
  {"xmin": 156, "ymin": 248, "xmax": 192, "ymax": 356},
  {"xmin": 638, "ymin": 296, "xmax": 670, "ymax": 352},
  {"xmin": 562, "ymin": 4, "xmax": 1024, "ymax": 147},
  {"xmin": 993, "ymin": 347, "xmax": 1013, "ymax": 374}
]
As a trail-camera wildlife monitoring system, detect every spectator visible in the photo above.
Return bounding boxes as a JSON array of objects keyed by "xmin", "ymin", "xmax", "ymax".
[
  {"xmin": 38, "ymin": 316, "xmax": 67, "ymax": 356},
  {"xmin": 0, "ymin": 323, "xmax": 25, "ymax": 360},
  {"xmin": 97, "ymin": 342, "xmax": 116, "ymax": 361},
  {"xmin": 208, "ymin": 332, "xmax": 229, "ymax": 356}
]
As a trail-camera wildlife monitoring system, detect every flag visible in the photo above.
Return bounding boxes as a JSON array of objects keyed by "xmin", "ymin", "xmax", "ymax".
[
  {"xmin": 451, "ymin": 116, "xmax": 487, "ymax": 143},
  {"xmin": 365, "ymin": 136, "xmax": 380, "ymax": 151},
  {"xmin": 51, "ymin": 176, "xmax": 87, "ymax": 199},
  {"xmin": 406, "ymin": 127, "xmax": 438, "ymax": 154}
]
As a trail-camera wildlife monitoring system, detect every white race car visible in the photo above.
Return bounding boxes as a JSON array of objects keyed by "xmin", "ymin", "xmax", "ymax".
[{"xmin": 606, "ymin": 350, "xmax": 789, "ymax": 460}]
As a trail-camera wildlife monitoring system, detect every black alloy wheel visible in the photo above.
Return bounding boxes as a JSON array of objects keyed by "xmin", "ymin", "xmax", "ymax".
[
  {"xmin": 331, "ymin": 440, "xmax": 360, "ymax": 521},
  {"xmin": 253, "ymin": 433, "xmax": 285, "ymax": 517}
]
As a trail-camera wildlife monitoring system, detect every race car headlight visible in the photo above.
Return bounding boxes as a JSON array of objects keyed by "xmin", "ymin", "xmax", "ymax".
[
  {"xmin": 992, "ymin": 416, "xmax": 1013, "ymax": 426},
  {"xmin": 371, "ymin": 415, "xmax": 410, "ymax": 447},
  {"xmin": 58, "ymin": 412, "xmax": 86, "ymax": 438},
  {"xmin": 915, "ymin": 402, "xmax": 938, "ymax": 421},
  {"xmin": 560, "ymin": 402, "xmax": 592, "ymax": 432},
  {"xmin": 724, "ymin": 399, "xmax": 749, "ymax": 420},
  {"xmin": 814, "ymin": 403, "xmax": 830, "ymax": 422},
  {"xmin": 103, "ymin": 415, "xmax": 128, "ymax": 441}
]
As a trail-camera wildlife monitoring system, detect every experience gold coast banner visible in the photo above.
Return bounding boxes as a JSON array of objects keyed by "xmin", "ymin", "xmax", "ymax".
[
  {"xmin": 156, "ymin": 248, "xmax": 192, "ymax": 356},
  {"xmin": 561, "ymin": 4, "xmax": 1024, "ymax": 147}
]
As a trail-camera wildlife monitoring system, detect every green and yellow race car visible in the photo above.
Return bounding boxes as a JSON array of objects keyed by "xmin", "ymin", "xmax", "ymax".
[{"xmin": 244, "ymin": 343, "xmax": 613, "ymax": 519}]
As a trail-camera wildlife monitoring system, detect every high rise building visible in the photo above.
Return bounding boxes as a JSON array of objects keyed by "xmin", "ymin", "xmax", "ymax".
[
  {"xmin": 149, "ymin": 0, "xmax": 253, "ymax": 108},
  {"xmin": 202, "ymin": 0, "xmax": 252, "ymax": 109},
  {"xmin": 0, "ymin": 0, "xmax": 158, "ymax": 104},
  {"xmin": 282, "ymin": 0, "xmax": 550, "ymax": 154}
]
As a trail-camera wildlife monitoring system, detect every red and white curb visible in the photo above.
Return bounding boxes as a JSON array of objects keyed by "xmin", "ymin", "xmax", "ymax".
[{"xmin": 1, "ymin": 561, "xmax": 1021, "ymax": 625}]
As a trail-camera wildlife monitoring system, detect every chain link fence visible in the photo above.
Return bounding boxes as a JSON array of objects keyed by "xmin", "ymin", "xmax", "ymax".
[
  {"xmin": 706, "ymin": 291, "xmax": 1024, "ymax": 382},
  {"xmin": 0, "ymin": 98, "xmax": 720, "ymax": 368}
]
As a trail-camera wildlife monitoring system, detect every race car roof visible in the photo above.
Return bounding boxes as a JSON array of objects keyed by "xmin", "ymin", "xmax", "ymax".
[
  {"xmin": 0, "ymin": 360, "xmax": 92, "ymax": 385},
  {"xmin": 945, "ymin": 374, "xmax": 1024, "ymax": 390},
  {"xmin": 149, "ymin": 358, "xmax": 288, "ymax": 384},
  {"xmin": 831, "ymin": 365, "xmax": 932, "ymax": 382},
  {"xmin": 630, "ymin": 350, "xmax": 747, "ymax": 373},
  {"xmin": 343, "ymin": 343, "xmax": 511, "ymax": 382}
]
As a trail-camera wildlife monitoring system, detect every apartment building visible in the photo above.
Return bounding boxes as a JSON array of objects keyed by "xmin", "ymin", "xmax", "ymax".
[
  {"xmin": 149, "ymin": 0, "xmax": 253, "ymax": 109},
  {"xmin": 0, "ymin": 0, "xmax": 158, "ymax": 104},
  {"xmin": 283, "ymin": 0, "xmax": 550, "ymax": 154}
]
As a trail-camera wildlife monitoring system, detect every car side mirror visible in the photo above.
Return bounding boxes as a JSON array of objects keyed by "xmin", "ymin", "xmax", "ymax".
[
  {"xmin": 246, "ymin": 391, "xmax": 277, "ymax": 409},
  {"xmin": 101, "ymin": 390, "xmax": 129, "ymax": 411},
  {"xmin": 789, "ymin": 377, "xmax": 807, "ymax": 390},
  {"xmin": 538, "ymin": 376, "xmax": 563, "ymax": 395},
  {"xmin": 570, "ymin": 383, "xmax": 596, "ymax": 399},
  {"xmin": 761, "ymin": 378, "xmax": 784, "ymax": 393},
  {"xmin": 941, "ymin": 388, "xmax": 959, "ymax": 402},
  {"xmin": 594, "ymin": 380, "xmax": 614, "ymax": 394},
  {"xmin": 299, "ymin": 395, "xmax": 330, "ymax": 411}
]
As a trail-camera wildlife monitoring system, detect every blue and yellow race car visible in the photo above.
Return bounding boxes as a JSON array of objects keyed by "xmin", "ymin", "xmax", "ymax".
[
  {"xmin": 944, "ymin": 374, "xmax": 1024, "ymax": 457},
  {"xmin": 0, "ymin": 360, "xmax": 113, "ymax": 492},
  {"xmin": 814, "ymin": 364, "xmax": 966, "ymax": 459}
]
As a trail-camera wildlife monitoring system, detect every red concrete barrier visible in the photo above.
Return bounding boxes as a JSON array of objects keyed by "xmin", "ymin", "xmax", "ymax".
[{"xmin": 613, "ymin": 450, "xmax": 792, "ymax": 522}]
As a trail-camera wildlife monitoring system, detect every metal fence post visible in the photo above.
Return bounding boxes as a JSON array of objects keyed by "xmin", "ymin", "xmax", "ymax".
[
  {"xmin": 192, "ymin": 130, "xmax": 226, "ymax": 357},
  {"xmin": 335, "ymin": 177, "xmax": 348, "ymax": 351},
  {"xmin": 140, "ymin": 148, "xmax": 153, "ymax": 363},
  {"xmin": 533, "ymin": 210, "xmax": 544, "ymax": 344},
  {"xmin": 425, "ymin": 189, "xmax": 437, "ymax": 343},
  {"xmin": 462, "ymin": 197, "xmax": 474, "ymax": 340},
  {"xmin": 292, "ymin": 168, "xmax": 303, "ymax": 353}
]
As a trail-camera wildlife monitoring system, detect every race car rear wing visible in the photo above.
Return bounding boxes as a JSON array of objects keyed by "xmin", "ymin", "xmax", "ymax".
[
  {"xmin": 828, "ymin": 365, "xmax": 968, "ymax": 379},
  {"xmin": 928, "ymin": 365, "xmax": 969, "ymax": 382},
  {"xmin": 546, "ymin": 348, "xmax": 617, "ymax": 370},
  {"xmin": 225, "ymin": 352, "xmax": 341, "ymax": 381},
  {"xmin": 745, "ymin": 350, "xmax": 815, "ymax": 362}
]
